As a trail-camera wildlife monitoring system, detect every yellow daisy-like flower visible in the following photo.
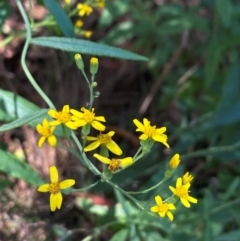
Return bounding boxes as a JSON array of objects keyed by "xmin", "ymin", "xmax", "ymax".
[
  {"xmin": 48, "ymin": 105, "xmax": 78, "ymax": 130},
  {"xmin": 36, "ymin": 118, "xmax": 57, "ymax": 148},
  {"xmin": 169, "ymin": 153, "xmax": 180, "ymax": 169},
  {"xmin": 183, "ymin": 172, "xmax": 194, "ymax": 184},
  {"xmin": 38, "ymin": 166, "xmax": 75, "ymax": 212},
  {"xmin": 84, "ymin": 131, "xmax": 122, "ymax": 155},
  {"xmin": 93, "ymin": 154, "xmax": 133, "ymax": 173},
  {"xmin": 169, "ymin": 177, "xmax": 198, "ymax": 208},
  {"xmin": 75, "ymin": 20, "xmax": 84, "ymax": 28},
  {"xmin": 150, "ymin": 195, "xmax": 176, "ymax": 221},
  {"xmin": 84, "ymin": 31, "xmax": 93, "ymax": 38},
  {"xmin": 133, "ymin": 118, "xmax": 169, "ymax": 148},
  {"xmin": 70, "ymin": 107, "xmax": 106, "ymax": 131},
  {"xmin": 77, "ymin": 4, "xmax": 93, "ymax": 16}
]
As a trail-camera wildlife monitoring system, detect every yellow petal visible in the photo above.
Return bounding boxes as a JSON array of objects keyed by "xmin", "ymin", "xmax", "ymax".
[
  {"xmin": 49, "ymin": 120, "xmax": 61, "ymax": 126},
  {"xmin": 139, "ymin": 133, "xmax": 148, "ymax": 140},
  {"xmin": 62, "ymin": 105, "xmax": 70, "ymax": 113},
  {"xmin": 86, "ymin": 136, "xmax": 98, "ymax": 141},
  {"xmin": 91, "ymin": 120, "xmax": 106, "ymax": 131},
  {"xmin": 48, "ymin": 135, "xmax": 57, "ymax": 147},
  {"xmin": 168, "ymin": 203, "xmax": 176, "ymax": 210},
  {"xmin": 84, "ymin": 141, "xmax": 100, "ymax": 152},
  {"xmin": 155, "ymin": 195, "xmax": 162, "ymax": 206},
  {"xmin": 158, "ymin": 211, "xmax": 165, "ymax": 217},
  {"xmin": 37, "ymin": 183, "xmax": 49, "ymax": 192},
  {"xmin": 50, "ymin": 166, "xmax": 58, "ymax": 183},
  {"xmin": 180, "ymin": 198, "xmax": 190, "ymax": 208},
  {"xmin": 94, "ymin": 116, "xmax": 106, "ymax": 122},
  {"xmin": 150, "ymin": 206, "xmax": 159, "ymax": 212},
  {"xmin": 55, "ymin": 192, "xmax": 63, "ymax": 209},
  {"xmin": 188, "ymin": 196, "xmax": 198, "ymax": 204},
  {"xmin": 143, "ymin": 118, "xmax": 150, "ymax": 127},
  {"xmin": 48, "ymin": 109, "xmax": 57, "ymax": 118},
  {"xmin": 184, "ymin": 182, "xmax": 191, "ymax": 190},
  {"xmin": 120, "ymin": 157, "xmax": 133, "ymax": 167},
  {"xmin": 133, "ymin": 119, "xmax": 144, "ymax": 132},
  {"xmin": 169, "ymin": 186, "xmax": 176, "ymax": 194},
  {"xmin": 176, "ymin": 178, "xmax": 182, "ymax": 188},
  {"xmin": 38, "ymin": 136, "xmax": 46, "ymax": 148},
  {"xmin": 60, "ymin": 179, "xmax": 75, "ymax": 189},
  {"xmin": 65, "ymin": 121, "xmax": 78, "ymax": 130},
  {"xmin": 70, "ymin": 109, "xmax": 83, "ymax": 118},
  {"xmin": 43, "ymin": 118, "xmax": 49, "ymax": 128},
  {"xmin": 156, "ymin": 127, "xmax": 167, "ymax": 134},
  {"xmin": 166, "ymin": 211, "xmax": 174, "ymax": 221},
  {"xmin": 50, "ymin": 193, "xmax": 57, "ymax": 212},
  {"xmin": 93, "ymin": 154, "xmax": 111, "ymax": 164},
  {"xmin": 107, "ymin": 131, "xmax": 115, "ymax": 137},
  {"xmin": 36, "ymin": 124, "xmax": 44, "ymax": 134},
  {"xmin": 106, "ymin": 141, "xmax": 122, "ymax": 155}
]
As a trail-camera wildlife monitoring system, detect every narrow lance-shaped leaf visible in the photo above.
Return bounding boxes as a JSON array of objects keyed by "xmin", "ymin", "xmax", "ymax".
[{"xmin": 31, "ymin": 37, "xmax": 148, "ymax": 61}]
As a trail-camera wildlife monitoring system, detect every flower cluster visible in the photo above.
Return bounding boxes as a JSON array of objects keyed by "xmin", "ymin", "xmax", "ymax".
[
  {"xmin": 64, "ymin": 0, "xmax": 105, "ymax": 38},
  {"xmin": 150, "ymin": 154, "xmax": 197, "ymax": 221},
  {"xmin": 35, "ymin": 55, "xmax": 198, "ymax": 219}
]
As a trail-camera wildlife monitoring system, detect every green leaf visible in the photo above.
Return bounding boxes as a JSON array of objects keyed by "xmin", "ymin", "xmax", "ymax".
[
  {"xmin": 0, "ymin": 1, "xmax": 10, "ymax": 30},
  {"xmin": 0, "ymin": 109, "xmax": 48, "ymax": 132},
  {"xmin": 0, "ymin": 180, "xmax": 12, "ymax": 192},
  {"xmin": 216, "ymin": 0, "xmax": 232, "ymax": 28},
  {"xmin": 110, "ymin": 229, "xmax": 128, "ymax": 241},
  {"xmin": 31, "ymin": 37, "xmax": 148, "ymax": 61},
  {"xmin": 0, "ymin": 150, "xmax": 44, "ymax": 186},
  {"xmin": 0, "ymin": 88, "xmax": 40, "ymax": 122},
  {"xmin": 42, "ymin": 0, "xmax": 74, "ymax": 37}
]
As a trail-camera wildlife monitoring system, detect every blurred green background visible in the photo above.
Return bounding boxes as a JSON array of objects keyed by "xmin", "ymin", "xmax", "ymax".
[{"xmin": 0, "ymin": 0, "xmax": 240, "ymax": 240}]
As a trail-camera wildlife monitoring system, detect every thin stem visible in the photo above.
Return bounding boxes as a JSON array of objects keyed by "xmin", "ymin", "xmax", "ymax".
[
  {"xmin": 127, "ymin": 177, "xmax": 168, "ymax": 195},
  {"xmin": 16, "ymin": 0, "xmax": 55, "ymax": 109},
  {"xmin": 106, "ymin": 180, "xmax": 144, "ymax": 210}
]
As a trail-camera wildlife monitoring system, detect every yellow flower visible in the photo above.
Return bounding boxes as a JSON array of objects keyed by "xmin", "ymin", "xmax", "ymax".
[
  {"xmin": 169, "ymin": 177, "xmax": 198, "ymax": 208},
  {"xmin": 169, "ymin": 154, "xmax": 180, "ymax": 169},
  {"xmin": 183, "ymin": 172, "xmax": 194, "ymax": 184},
  {"xmin": 84, "ymin": 31, "xmax": 93, "ymax": 38},
  {"xmin": 77, "ymin": 4, "xmax": 93, "ymax": 16},
  {"xmin": 133, "ymin": 118, "xmax": 169, "ymax": 148},
  {"xmin": 93, "ymin": 154, "xmax": 133, "ymax": 173},
  {"xmin": 36, "ymin": 118, "xmax": 57, "ymax": 148},
  {"xmin": 96, "ymin": 0, "xmax": 105, "ymax": 8},
  {"xmin": 70, "ymin": 107, "xmax": 106, "ymax": 131},
  {"xmin": 64, "ymin": 0, "xmax": 71, "ymax": 4},
  {"xmin": 150, "ymin": 195, "xmax": 176, "ymax": 221},
  {"xmin": 48, "ymin": 105, "xmax": 78, "ymax": 130},
  {"xmin": 90, "ymin": 57, "xmax": 99, "ymax": 74},
  {"xmin": 75, "ymin": 20, "xmax": 84, "ymax": 28},
  {"xmin": 38, "ymin": 166, "xmax": 75, "ymax": 212},
  {"xmin": 84, "ymin": 131, "xmax": 122, "ymax": 155}
]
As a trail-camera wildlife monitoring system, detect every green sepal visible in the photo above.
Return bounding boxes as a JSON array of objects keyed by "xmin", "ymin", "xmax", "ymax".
[
  {"xmin": 82, "ymin": 124, "xmax": 90, "ymax": 136},
  {"xmin": 102, "ymin": 169, "xmax": 113, "ymax": 180},
  {"xmin": 140, "ymin": 139, "xmax": 154, "ymax": 153},
  {"xmin": 100, "ymin": 145, "xmax": 109, "ymax": 157}
]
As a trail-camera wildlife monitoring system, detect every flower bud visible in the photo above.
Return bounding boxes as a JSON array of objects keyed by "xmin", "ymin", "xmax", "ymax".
[
  {"xmin": 90, "ymin": 57, "xmax": 99, "ymax": 75},
  {"xmin": 75, "ymin": 53, "xmax": 84, "ymax": 70}
]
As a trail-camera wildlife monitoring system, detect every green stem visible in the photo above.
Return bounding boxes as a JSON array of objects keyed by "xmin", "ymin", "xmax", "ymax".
[
  {"xmin": 106, "ymin": 180, "xmax": 144, "ymax": 210},
  {"xmin": 181, "ymin": 140, "xmax": 240, "ymax": 161},
  {"xmin": 16, "ymin": 0, "xmax": 55, "ymax": 109},
  {"xmin": 71, "ymin": 182, "xmax": 99, "ymax": 192},
  {"xmin": 127, "ymin": 177, "xmax": 168, "ymax": 195}
]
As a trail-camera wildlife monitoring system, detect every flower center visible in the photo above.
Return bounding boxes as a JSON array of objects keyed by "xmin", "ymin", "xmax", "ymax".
[
  {"xmin": 42, "ymin": 128, "xmax": 52, "ymax": 137},
  {"xmin": 56, "ymin": 111, "xmax": 72, "ymax": 123},
  {"xmin": 49, "ymin": 182, "xmax": 60, "ymax": 194},
  {"xmin": 145, "ymin": 125, "xmax": 156, "ymax": 137},
  {"xmin": 175, "ymin": 186, "xmax": 189, "ymax": 198},
  {"xmin": 82, "ymin": 109, "xmax": 95, "ymax": 123},
  {"xmin": 158, "ymin": 203, "xmax": 169, "ymax": 213},
  {"xmin": 97, "ymin": 134, "xmax": 111, "ymax": 144},
  {"xmin": 108, "ymin": 159, "xmax": 121, "ymax": 172}
]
